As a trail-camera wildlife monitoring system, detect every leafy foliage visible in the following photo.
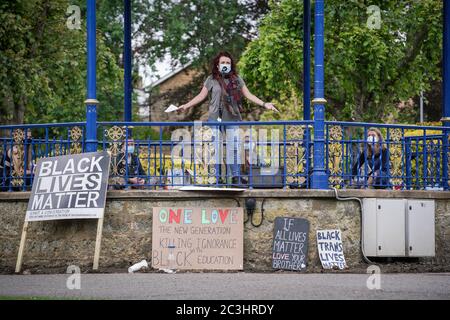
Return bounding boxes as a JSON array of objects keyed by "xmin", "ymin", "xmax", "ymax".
[
  {"xmin": 240, "ymin": 0, "xmax": 443, "ymax": 123},
  {"xmin": 138, "ymin": 0, "xmax": 269, "ymax": 72},
  {"xmin": 0, "ymin": 0, "xmax": 124, "ymax": 125}
]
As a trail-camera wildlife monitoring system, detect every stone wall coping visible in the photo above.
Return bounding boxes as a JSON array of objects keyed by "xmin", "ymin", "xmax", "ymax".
[{"xmin": 1, "ymin": 189, "xmax": 449, "ymax": 201}]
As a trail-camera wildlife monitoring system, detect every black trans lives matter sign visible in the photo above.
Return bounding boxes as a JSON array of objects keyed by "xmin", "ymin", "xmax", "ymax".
[
  {"xmin": 26, "ymin": 151, "xmax": 111, "ymax": 221},
  {"xmin": 272, "ymin": 217, "xmax": 309, "ymax": 271}
]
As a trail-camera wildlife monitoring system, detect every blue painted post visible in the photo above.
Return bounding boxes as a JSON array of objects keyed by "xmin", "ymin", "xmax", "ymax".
[
  {"xmin": 303, "ymin": 0, "xmax": 312, "ymax": 188},
  {"xmin": 311, "ymin": 0, "xmax": 328, "ymax": 189},
  {"xmin": 444, "ymin": 130, "xmax": 449, "ymax": 190},
  {"xmin": 443, "ymin": 0, "xmax": 450, "ymax": 189},
  {"xmin": 124, "ymin": 0, "xmax": 132, "ymax": 122},
  {"xmin": 85, "ymin": 0, "xmax": 99, "ymax": 152},
  {"xmin": 303, "ymin": 0, "xmax": 311, "ymax": 120}
]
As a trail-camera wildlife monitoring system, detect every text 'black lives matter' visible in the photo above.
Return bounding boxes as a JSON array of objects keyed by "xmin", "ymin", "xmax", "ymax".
[{"xmin": 26, "ymin": 151, "xmax": 110, "ymax": 221}]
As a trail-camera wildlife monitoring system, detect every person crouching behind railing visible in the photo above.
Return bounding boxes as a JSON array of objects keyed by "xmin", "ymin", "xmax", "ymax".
[
  {"xmin": 351, "ymin": 127, "xmax": 389, "ymax": 189},
  {"xmin": 110, "ymin": 138, "xmax": 146, "ymax": 190},
  {"xmin": 0, "ymin": 131, "xmax": 34, "ymax": 191}
]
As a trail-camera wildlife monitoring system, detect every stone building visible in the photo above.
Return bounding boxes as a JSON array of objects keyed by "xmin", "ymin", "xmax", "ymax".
[{"xmin": 139, "ymin": 63, "xmax": 209, "ymax": 124}]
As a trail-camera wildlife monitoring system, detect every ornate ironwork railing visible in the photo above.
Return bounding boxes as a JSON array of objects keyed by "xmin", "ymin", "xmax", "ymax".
[
  {"xmin": 98, "ymin": 121, "xmax": 312, "ymax": 190},
  {"xmin": 325, "ymin": 122, "xmax": 449, "ymax": 191},
  {"xmin": 0, "ymin": 123, "xmax": 85, "ymax": 191},
  {"xmin": 1, "ymin": 121, "xmax": 449, "ymax": 191}
]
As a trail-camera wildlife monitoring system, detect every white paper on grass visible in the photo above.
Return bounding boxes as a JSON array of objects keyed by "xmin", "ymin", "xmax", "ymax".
[{"xmin": 164, "ymin": 104, "xmax": 179, "ymax": 113}]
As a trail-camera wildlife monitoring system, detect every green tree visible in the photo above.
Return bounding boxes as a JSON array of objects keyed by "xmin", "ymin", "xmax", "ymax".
[
  {"xmin": 138, "ymin": 0, "xmax": 269, "ymax": 73},
  {"xmin": 239, "ymin": 0, "xmax": 443, "ymax": 123},
  {"xmin": 0, "ymin": 0, "xmax": 124, "ymax": 125}
]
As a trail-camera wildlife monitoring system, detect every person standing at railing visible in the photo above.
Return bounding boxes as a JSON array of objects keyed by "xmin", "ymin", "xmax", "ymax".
[
  {"xmin": 351, "ymin": 127, "xmax": 389, "ymax": 189},
  {"xmin": 178, "ymin": 51, "xmax": 279, "ymax": 186}
]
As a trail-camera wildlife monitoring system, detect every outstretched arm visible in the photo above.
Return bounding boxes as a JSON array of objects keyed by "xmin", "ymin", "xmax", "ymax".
[
  {"xmin": 242, "ymin": 85, "xmax": 279, "ymax": 112},
  {"xmin": 178, "ymin": 86, "xmax": 209, "ymax": 111}
]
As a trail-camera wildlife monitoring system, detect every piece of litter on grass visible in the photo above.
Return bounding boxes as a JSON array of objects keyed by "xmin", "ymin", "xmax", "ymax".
[{"xmin": 159, "ymin": 268, "xmax": 176, "ymax": 274}]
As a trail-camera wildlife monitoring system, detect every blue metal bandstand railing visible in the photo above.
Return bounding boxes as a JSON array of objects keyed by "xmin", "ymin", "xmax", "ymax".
[{"xmin": 1, "ymin": 121, "xmax": 448, "ymax": 191}]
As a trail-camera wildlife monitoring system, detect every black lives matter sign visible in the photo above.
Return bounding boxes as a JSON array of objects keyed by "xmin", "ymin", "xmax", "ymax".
[{"xmin": 26, "ymin": 151, "xmax": 110, "ymax": 221}]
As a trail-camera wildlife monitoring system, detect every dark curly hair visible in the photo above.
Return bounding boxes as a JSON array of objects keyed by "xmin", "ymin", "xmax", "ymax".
[{"xmin": 211, "ymin": 51, "xmax": 238, "ymax": 80}]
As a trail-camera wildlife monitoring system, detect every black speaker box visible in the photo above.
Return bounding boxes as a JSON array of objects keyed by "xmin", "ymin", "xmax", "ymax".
[{"xmin": 244, "ymin": 166, "xmax": 284, "ymax": 188}]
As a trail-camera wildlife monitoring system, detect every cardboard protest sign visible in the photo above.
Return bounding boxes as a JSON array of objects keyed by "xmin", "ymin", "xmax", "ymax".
[
  {"xmin": 272, "ymin": 217, "xmax": 309, "ymax": 271},
  {"xmin": 152, "ymin": 207, "xmax": 244, "ymax": 270},
  {"xmin": 26, "ymin": 151, "xmax": 110, "ymax": 221},
  {"xmin": 16, "ymin": 151, "xmax": 111, "ymax": 273},
  {"xmin": 316, "ymin": 229, "xmax": 347, "ymax": 269}
]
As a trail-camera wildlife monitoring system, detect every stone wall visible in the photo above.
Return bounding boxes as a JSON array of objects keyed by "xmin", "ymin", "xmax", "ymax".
[{"xmin": 0, "ymin": 190, "xmax": 449, "ymax": 274}]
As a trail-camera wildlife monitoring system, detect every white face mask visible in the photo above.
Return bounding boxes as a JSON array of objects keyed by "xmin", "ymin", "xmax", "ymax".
[
  {"xmin": 127, "ymin": 145, "xmax": 135, "ymax": 154},
  {"xmin": 219, "ymin": 63, "xmax": 231, "ymax": 74},
  {"xmin": 367, "ymin": 135, "xmax": 378, "ymax": 143}
]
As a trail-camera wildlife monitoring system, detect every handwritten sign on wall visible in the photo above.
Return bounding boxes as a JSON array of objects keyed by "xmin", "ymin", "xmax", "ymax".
[
  {"xmin": 316, "ymin": 229, "xmax": 347, "ymax": 270},
  {"xmin": 272, "ymin": 217, "xmax": 309, "ymax": 271},
  {"xmin": 152, "ymin": 207, "xmax": 243, "ymax": 270}
]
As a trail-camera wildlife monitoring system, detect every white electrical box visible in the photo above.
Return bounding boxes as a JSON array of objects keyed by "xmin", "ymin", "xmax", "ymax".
[
  {"xmin": 376, "ymin": 199, "xmax": 406, "ymax": 256},
  {"xmin": 362, "ymin": 198, "xmax": 378, "ymax": 257},
  {"xmin": 362, "ymin": 198, "xmax": 435, "ymax": 257},
  {"xmin": 406, "ymin": 200, "xmax": 435, "ymax": 257}
]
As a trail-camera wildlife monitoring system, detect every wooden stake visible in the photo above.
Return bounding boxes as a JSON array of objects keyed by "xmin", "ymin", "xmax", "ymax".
[
  {"xmin": 93, "ymin": 217, "xmax": 104, "ymax": 270},
  {"xmin": 15, "ymin": 220, "xmax": 29, "ymax": 273}
]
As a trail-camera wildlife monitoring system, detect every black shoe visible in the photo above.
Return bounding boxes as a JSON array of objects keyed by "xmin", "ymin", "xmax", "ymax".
[
  {"xmin": 231, "ymin": 177, "xmax": 248, "ymax": 187},
  {"xmin": 231, "ymin": 177, "xmax": 240, "ymax": 186}
]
